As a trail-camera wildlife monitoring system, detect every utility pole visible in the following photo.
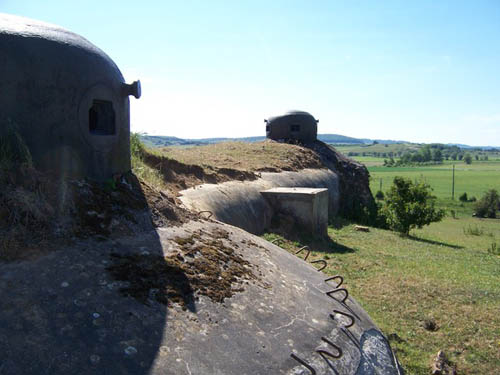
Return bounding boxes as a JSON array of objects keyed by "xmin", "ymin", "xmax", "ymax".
[{"xmin": 452, "ymin": 164, "xmax": 455, "ymax": 200}]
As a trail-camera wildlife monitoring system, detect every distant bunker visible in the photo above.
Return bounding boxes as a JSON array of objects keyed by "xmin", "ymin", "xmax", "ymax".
[
  {"xmin": 261, "ymin": 187, "xmax": 328, "ymax": 238},
  {"xmin": 265, "ymin": 110, "xmax": 318, "ymax": 143},
  {"xmin": 0, "ymin": 13, "xmax": 141, "ymax": 180}
]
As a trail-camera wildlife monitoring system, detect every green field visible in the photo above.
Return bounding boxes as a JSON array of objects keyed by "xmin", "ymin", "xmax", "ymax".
[
  {"xmin": 263, "ymin": 157, "xmax": 500, "ymax": 374},
  {"xmin": 368, "ymin": 161, "xmax": 500, "ymax": 215},
  {"xmin": 334, "ymin": 142, "xmax": 421, "ymax": 155}
]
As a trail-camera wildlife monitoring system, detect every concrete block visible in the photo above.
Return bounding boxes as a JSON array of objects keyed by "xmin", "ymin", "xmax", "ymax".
[{"xmin": 261, "ymin": 187, "xmax": 328, "ymax": 237}]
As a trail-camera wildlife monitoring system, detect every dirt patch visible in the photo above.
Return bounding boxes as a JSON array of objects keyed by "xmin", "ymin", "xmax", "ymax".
[
  {"xmin": 106, "ymin": 228, "xmax": 261, "ymax": 309},
  {"xmin": 0, "ymin": 165, "xmax": 196, "ymax": 261},
  {"xmin": 149, "ymin": 141, "xmax": 324, "ymax": 192},
  {"xmin": 431, "ymin": 350, "xmax": 457, "ymax": 375},
  {"xmin": 141, "ymin": 150, "xmax": 258, "ymax": 194}
]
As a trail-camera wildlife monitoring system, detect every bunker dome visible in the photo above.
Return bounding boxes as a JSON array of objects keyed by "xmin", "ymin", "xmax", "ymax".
[
  {"xmin": 265, "ymin": 110, "xmax": 318, "ymax": 143},
  {"xmin": 0, "ymin": 13, "xmax": 141, "ymax": 180}
]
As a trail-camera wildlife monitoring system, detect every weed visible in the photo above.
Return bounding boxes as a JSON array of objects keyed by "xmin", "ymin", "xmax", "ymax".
[
  {"xmin": 487, "ymin": 242, "xmax": 500, "ymax": 256},
  {"xmin": 463, "ymin": 225, "xmax": 484, "ymax": 236}
]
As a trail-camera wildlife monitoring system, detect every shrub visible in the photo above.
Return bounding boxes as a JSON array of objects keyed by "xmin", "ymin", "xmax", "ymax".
[
  {"xmin": 459, "ymin": 192, "xmax": 468, "ymax": 202},
  {"xmin": 469, "ymin": 196, "xmax": 477, "ymax": 202},
  {"xmin": 474, "ymin": 189, "xmax": 499, "ymax": 218},
  {"xmin": 380, "ymin": 177, "xmax": 445, "ymax": 235},
  {"xmin": 464, "ymin": 153, "xmax": 472, "ymax": 164},
  {"xmin": 375, "ymin": 190, "xmax": 385, "ymax": 200}
]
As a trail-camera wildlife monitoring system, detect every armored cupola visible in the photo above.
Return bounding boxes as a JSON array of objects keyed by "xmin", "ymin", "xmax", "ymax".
[
  {"xmin": 0, "ymin": 13, "xmax": 141, "ymax": 180},
  {"xmin": 265, "ymin": 110, "xmax": 318, "ymax": 143}
]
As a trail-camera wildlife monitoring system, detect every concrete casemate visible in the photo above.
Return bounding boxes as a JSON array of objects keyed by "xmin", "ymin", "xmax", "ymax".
[
  {"xmin": 179, "ymin": 168, "xmax": 339, "ymax": 234},
  {"xmin": 0, "ymin": 220, "xmax": 403, "ymax": 375},
  {"xmin": 261, "ymin": 187, "xmax": 329, "ymax": 238},
  {"xmin": 0, "ymin": 13, "xmax": 140, "ymax": 180}
]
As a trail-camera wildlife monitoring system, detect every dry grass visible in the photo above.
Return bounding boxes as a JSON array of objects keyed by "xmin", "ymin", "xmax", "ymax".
[{"xmin": 158, "ymin": 141, "xmax": 324, "ymax": 173}]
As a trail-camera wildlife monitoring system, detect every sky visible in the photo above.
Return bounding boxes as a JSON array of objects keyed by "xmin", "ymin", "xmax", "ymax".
[{"xmin": 2, "ymin": 1, "xmax": 500, "ymax": 146}]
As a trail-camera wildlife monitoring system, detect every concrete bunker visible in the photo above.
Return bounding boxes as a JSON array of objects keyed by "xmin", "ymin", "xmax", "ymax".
[
  {"xmin": 265, "ymin": 110, "xmax": 318, "ymax": 143},
  {"xmin": 261, "ymin": 187, "xmax": 329, "ymax": 238},
  {"xmin": 0, "ymin": 13, "xmax": 141, "ymax": 180}
]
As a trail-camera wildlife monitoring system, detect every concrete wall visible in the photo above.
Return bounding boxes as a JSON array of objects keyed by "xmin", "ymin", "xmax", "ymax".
[
  {"xmin": 261, "ymin": 187, "xmax": 328, "ymax": 237},
  {"xmin": 179, "ymin": 169, "xmax": 339, "ymax": 234}
]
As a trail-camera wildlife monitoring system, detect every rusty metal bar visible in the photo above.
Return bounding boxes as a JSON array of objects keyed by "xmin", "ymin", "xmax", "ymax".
[
  {"xmin": 310, "ymin": 259, "xmax": 327, "ymax": 271},
  {"xmin": 329, "ymin": 309, "xmax": 355, "ymax": 328},
  {"xmin": 290, "ymin": 353, "xmax": 317, "ymax": 375},
  {"xmin": 326, "ymin": 288, "xmax": 349, "ymax": 304},
  {"xmin": 339, "ymin": 302, "xmax": 362, "ymax": 322},
  {"xmin": 316, "ymin": 336, "xmax": 343, "ymax": 359},
  {"xmin": 198, "ymin": 210, "xmax": 213, "ymax": 219},
  {"xmin": 295, "ymin": 246, "xmax": 311, "ymax": 261},
  {"xmin": 341, "ymin": 327, "xmax": 360, "ymax": 349},
  {"xmin": 324, "ymin": 275, "xmax": 343, "ymax": 288}
]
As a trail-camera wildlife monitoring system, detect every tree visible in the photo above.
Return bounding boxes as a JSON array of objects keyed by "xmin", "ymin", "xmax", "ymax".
[
  {"xmin": 380, "ymin": 177, "xmax": 445, "ymax": 235},
  {"xmin": 432, "ymin": 149, "xmax": 443, "ymax": 163},
  {"xmin": 464, "ymin": 153, "xmax": 472, "ymax": 164},
  {"xmin": 420, "ymin": 146, "xmax": 432, "ymax": 162},
  {"xmin": 474, "ymin": 189, "xmax": 499, "ymax": 218}
]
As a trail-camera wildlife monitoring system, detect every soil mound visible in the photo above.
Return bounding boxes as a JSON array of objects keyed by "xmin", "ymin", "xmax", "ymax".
[
  {"xmin": 0, "ymin": 165, "xmax": 196, "ymax": 261},
  {"xmin": 148, "ymin": 139, "xmax": 376, "ymax": 221},
  {"xmin": 141, "ymin": 151, "xmax": 258, "ymax": 194}
]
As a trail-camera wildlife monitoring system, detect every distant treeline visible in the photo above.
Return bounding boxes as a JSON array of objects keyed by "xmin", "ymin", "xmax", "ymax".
[{"xmin": 347, "ymin": 144, "xmax": 498, "ymax": 166}]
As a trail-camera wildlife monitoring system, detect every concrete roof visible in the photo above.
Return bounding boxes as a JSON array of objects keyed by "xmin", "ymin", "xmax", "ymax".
[{"xmin": 261, "ymin": 187, "xmax": 328, "ymax": 195}]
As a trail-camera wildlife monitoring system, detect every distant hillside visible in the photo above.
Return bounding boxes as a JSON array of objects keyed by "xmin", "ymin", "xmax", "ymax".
[
  {"xmin": 139, "ymin": 134, "xmax": 499, "ymax": 150},
  {"xmin": 141, "ymin": 133, "xmax": 370, "ymax": 147}
]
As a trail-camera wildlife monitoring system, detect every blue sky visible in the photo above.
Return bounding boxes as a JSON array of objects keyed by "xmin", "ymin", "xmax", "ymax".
[{"xmin": 3, "ymin": 1, "xmax": 500, "ymax": 145}]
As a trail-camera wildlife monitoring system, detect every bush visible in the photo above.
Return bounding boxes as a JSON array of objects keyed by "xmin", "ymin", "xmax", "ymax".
[
  {"xmin": 474, "ymin": 189, "xmax": 499, "ymax": 218},
  {"xmin": 459, "ymin": 192, "xmax": 468, "ymax": 202},
  {"xmin": 375, "ymin": 190, "xmax": 385, "ymax": 200},
  {"xmin": 380, "ymin": 177, "xmax": 445, "ymax": 235},
  {"xmin": 464, "ymin": 153, "xmax": 472, "ymax": 164}
]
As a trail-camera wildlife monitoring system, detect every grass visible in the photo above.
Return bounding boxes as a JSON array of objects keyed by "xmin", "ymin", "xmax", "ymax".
[
  {"xmin": 157, "ymin": 141, "xmax": 323, "ymax": 172},
  {"xmin": 368, "ymin": 161, "xmax": 500, "ymax": 216},
  {"xmin": 334, "ymin": 143, "xmax": 421, "ymax": 155},
  {"xmin": 261, "ymin": 153, "xmax": 499, "ymax": 374},
  {"xmin": 130, "ymin": 133, "xmax": 168, "ymax": 190},
  {"xmin": 263, "ymin": 216, "xmax": 500, "ymax": 374}
]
